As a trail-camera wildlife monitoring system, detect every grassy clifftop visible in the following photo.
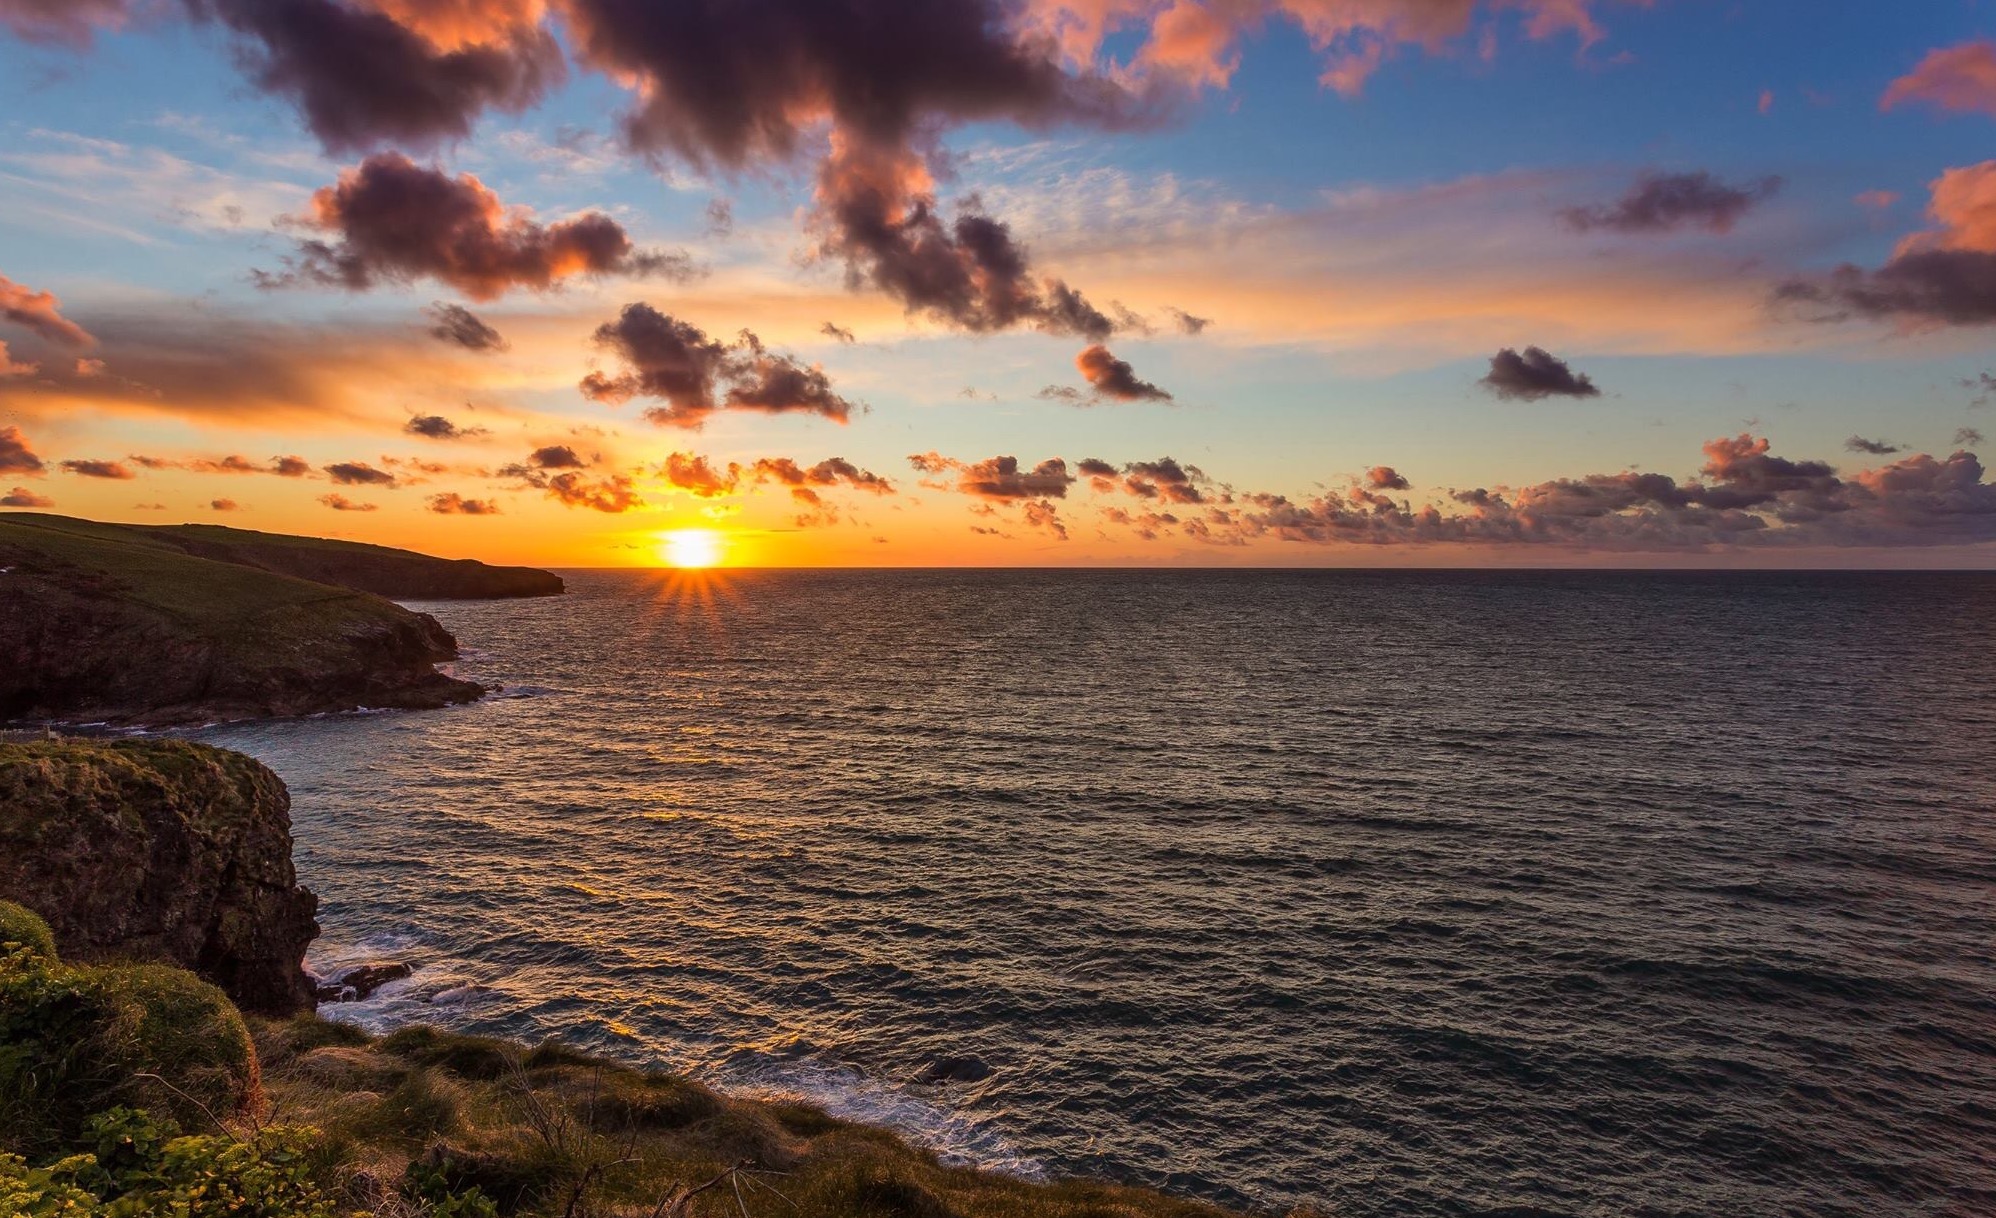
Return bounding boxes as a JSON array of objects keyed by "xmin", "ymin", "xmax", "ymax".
[
  {"xmin": 0, "ymin": 515, "xmax": 486, "ymax": 723},
  {"xmin": 0, "ymin": 513, "xmax": 562, "ymax": 600},
  {"xmin": 0, "ymin": 904, "xmax": 1253, "ymax": 1218}
]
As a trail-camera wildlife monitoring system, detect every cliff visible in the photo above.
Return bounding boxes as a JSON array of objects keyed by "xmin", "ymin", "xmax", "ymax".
[
  {"xmin": 0, "ymin": 739, "xmax": 319, "ymax": 1017},
  {"xmin": 0, "ymin": 514, "xmax": 487, "ymax": 725},
  {"xmin": 0, "ymin": 742, "xmax": 1258, "ymax": 1217},
  {"xmin": 0, "ymin": 512, "xmax": 563, "ymax": 600}
]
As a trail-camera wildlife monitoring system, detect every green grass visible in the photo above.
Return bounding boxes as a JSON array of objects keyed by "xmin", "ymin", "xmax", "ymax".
[{"xmin": 0, "ymin": 514, "xmax": 390, "ymax": 628}]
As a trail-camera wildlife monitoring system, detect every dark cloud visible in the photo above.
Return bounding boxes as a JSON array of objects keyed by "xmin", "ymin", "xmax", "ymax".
[
  {"xmin": 427, "ymin": 492, "xmax": 500, "ymax": 515},
  {"xmin": 528, "ymin": 444, "xmax": 586, "ymax": 469},
  {"xmin": 911, "ymin": 452, "xmax": 1076, "ymax": 501},
  {"xmin": 1956, "ymin": 427, "xmax": 1986, "ymax": 448},
  {"xmin": 810, "ymin": 143, "xmax": 1118, "ymax": 339},
  {"xmin": 185, "ymin": 0, "xmax": 563, "ymax": 155},
  {"xmin": 1, "ymin": 487, "xmax": 54, "ymax": 508},
  {"xmin": 0, "ymin": 427, "xmax": 44, "ymax": 476},
  {"xmin": 1122, "ymin": 457, "xmax": 1207, "ymax": 504},
  {"xmin": 209, "ymin": 498, "xmax": 241, "ymax": 511},
  {"xmin": 581, "ymin": 303, "xmax": 857, "ymax": 428},
  {"xmin": 426, "ymin": 302, "xmax": 508, "ymax": 351},
  {"xmin": 820, "ymin": 321, "xmax": 857, "ymax": 344},
  {"xmin": 1480, "ymin": 346, "xmax": 1602, "ymax": 401},
  {"xmin": 405, "ymin": 413, "xmax": 487, "ymax": 440},
  {"xmin": 1074, "ymin": 344, "xmax": 1171, "ymax": 402},
  {"xmin": 1140, "ymin": 435, "xmax": 1996, "ymax": 551},
  {"xmin": 60, "ymin": 459, "xmax": 136, "ymax": 480},
  {"xmin": 1845, "ymin": 436, "xmax": 1901, "ymax": 456},
  {"xmin": 271, "ymin": 455, "xmax": 311, "ymax": 477},
  {"xmin": 0, "ymin": 273, "xmax": 95, "ymax": 348},
  {"xmin": 1165, "ymin": 307, "xmax": 1211, "ymax": 336},
  {"xmin": 1367, "ymin": 466, "xmax": 1412, "ymax": 490},
  {"xmin": 323, "ymin": 460, "xmax": 397, "ymax": 486},
  {"xmin": 1561, "ymin": 171, "xmax": 1782, "ymax": 236},
  {"xmin": 1775, "ymin": 249, "xmax": 1996, "ymax": 327},
  {"xmin": 1076, "ymin": 458, "xmax": 1117, "ymax": 478},
  {"xmin": 263, "ymin": 154, "xmax": 693, "ymax": 301},
  {"xmin": 318, "ymin": 493, "xmax": 378, "ymax": 511},
  {"xmin": 556, "ymin": 0, "xmax": 1158, "ymax": 169}
]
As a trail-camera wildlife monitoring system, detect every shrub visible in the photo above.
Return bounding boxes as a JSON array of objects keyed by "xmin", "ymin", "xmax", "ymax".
[
  {"xmin": 0, "ymin": 903, "xmax": 57, "ymax": 962},
  {"xmin": 0, "ymin": 951, "xmax": 259, "ymax": 1155},
  {"xmin": 0, "ymin": 1107, "xmax": 339, "ymax": 1218}
]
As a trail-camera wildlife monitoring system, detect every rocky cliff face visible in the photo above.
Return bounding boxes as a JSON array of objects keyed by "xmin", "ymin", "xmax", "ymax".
[
  {"xmin": 0, "ymin": 739, "xmax": 319, "ymax": 1016},
  {"xmin": 0, "ymin": 521, "xmax": 486, "ymax": 726}
]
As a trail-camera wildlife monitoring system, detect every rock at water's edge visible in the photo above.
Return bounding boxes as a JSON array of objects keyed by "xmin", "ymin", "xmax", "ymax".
[{"xmin": 0, "ymin": 739, "xmax": 320, "ymax": 1016}]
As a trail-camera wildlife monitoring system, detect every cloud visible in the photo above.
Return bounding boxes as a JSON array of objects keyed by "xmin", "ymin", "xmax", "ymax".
[
  {"xmin": 1883, "ymin": 41, "xmax": 1996, "ymax": 120},
  {"xmin": 0, "ymin": 427, "xmax": 45, "ymax": 477},
  {"xmin": 581, "ymin": 303, "xmax": 857, "ymax": 428},
  {"xmin": 60, "ymin": 459, "xmax": 136, "ymax": 479},
  {"xmin": 319, "ymin": 493, "xmax": 378, "ymax": 511},
  {"xmin": 405, "ymin": 413, "xmax": 487, "ymax": 440},
  {"xmin": 1956, "ymin": 427, "xmax": 1986, "ymax": 448},
  {"xmin": 0, "ymin": 0, "xmax": 131, "ymax": 46},
  {"xmin": 1367, "ymin": 465, "xmax": 1411, "ymax": 490},
  {"xmin": 0, "ymin": 487, "xmax": 55, "ymax": 508},
  {"xmin": 0, "ymin": 273, "xmax": 96, "ymax": 348},
  {"xmin": 427, "ymin": 492, "xmax": 500, "ymax": 514},
  {"xmin": 186, "ymin": 0, "xmax": 563, "ymax": 155},
  {"xmin": 539, "ymin": 471, "xmax": 640, "ymax": 513},
  {"xmin": 1845, "ymin": 436, "xmax": 1900, "ymax": 456},
  {"xmin": 1074, "ymin": 343, "xmax": 1172, "ymax": 401},
  {"xmin": 1777, "ymin": 161, "xmax": 1996, "ymax": 326},
  {"xmin": 1021, "ymin": 498, "xmax": 1067, "ymax": 539},
  {"xmin": 1480, "ymin": 346, "xmax": 1601, "ymax": 400},
  {"xmin": 527, "ymin": 444, "xmax": 585, "ymax": 469},
  {"xmin": 0, "ymin": 341, "xmax": 35, "ymax": 378},
  {"xmin": 658, "ymin": 452, "xmax": 739, "ymax": 497},
  {"xmin": 751, "ymin": 456, "xmax": 895, "ymax": 495},
  {"xmin": 1143, "ymin": 435, "xmax": 1996, "ymax": 551},
  {"xmin": 912, "ymin": 452, "xmax": 1077, "ymax": 500},
  {"xmin": 1165, "ymin": 306, "xmax": 1211, "ymax": 335},
  {"xmin": 262, "ymin": 153, "xmax": 693, "ymax": 301},
  {"xmin": 209, "ymin": 498, "xmax": 241, "ymax": 511},
  {"xmin": 426, "ymin": 302, "xmax": 508, "ymax": 351},
  {"xmin": 1119, "ymin": 456, "xmax": 1208, "ymax": 503},
  {"xmin": 810, "ymin": 139, "xmax": 1120, "ymax": 338},
  {"xmin": 820, "ymin": 322, "xmax": 857, "ymax": 344},
  {"xmin": 271, "ymin": 455, "xmax": 311, "ymax": 477},
  {"xmin": 1560, "ymin": 171, "xmax": 1782, "ymax": 235},
  {"xmin": 323, "ymin": 460, "xmax": 396, "ymax": 485}
]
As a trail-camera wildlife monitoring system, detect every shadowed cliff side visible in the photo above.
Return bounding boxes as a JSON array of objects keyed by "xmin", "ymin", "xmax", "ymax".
[
  {"xmin": 0, "ymin": 739, "xmax": 319, "ymax": 1017},
  {"xmin": 0, "ymin": 514, "xmax": 487, "ymax": 725}
]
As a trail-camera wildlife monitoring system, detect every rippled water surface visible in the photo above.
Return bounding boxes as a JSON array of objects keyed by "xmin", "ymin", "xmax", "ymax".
[{"xmin": 198, "ymin": 569, "xmax": 1996, "ymax": 1216}]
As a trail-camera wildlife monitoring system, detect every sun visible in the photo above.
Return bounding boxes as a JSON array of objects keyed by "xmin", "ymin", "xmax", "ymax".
[{"xmin": 660, "ymin": 528, "xmax": 724, "ymax": 569}]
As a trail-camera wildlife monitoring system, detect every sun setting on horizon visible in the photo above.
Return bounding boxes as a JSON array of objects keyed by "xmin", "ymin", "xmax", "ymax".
[{"xmin": 660, "ymin": 528, "xmax": 724, "ymax": 569}]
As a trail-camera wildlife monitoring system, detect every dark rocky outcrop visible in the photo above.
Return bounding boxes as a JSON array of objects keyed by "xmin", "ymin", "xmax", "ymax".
[
  {"xmin": 1, "ymin": 514, "xmax": 487, "ymax": 725},
  {"xmin": 316, "ymin": 960, "xmax": 413, "ymax": 1003},
  {"xmin": 0, "ymin": 739, "xmax": 320, "ymax": 1016}
]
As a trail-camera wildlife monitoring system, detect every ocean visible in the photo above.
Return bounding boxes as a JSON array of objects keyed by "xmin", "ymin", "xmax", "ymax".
[{"xmin": 196, "ymin": 569, "xmax": 1996, "ymax": 1216}]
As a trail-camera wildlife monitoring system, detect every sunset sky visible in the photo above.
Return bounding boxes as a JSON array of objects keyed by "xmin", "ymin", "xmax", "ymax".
[{"xmin": 2, "ymin": 0, "xmax": 1995, "ymax": 567}]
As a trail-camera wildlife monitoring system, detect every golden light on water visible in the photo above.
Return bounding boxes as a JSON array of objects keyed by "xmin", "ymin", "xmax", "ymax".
[{"xmin": 660, "ymin": 528, "xmax": 724, "ymax": 569}]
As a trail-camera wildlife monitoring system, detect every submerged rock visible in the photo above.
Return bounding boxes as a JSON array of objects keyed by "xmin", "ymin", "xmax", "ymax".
[
  {"xmin": 917, "ymin": 1054, "xmax": 994, "ymax": 1085},
  {"xmin": 315, "ymin": 961, "xmax": 414, "ymax": 1003},
  {"xmin": 0, "ymin": 738, "xmax": 320, "ymax": 1015}
]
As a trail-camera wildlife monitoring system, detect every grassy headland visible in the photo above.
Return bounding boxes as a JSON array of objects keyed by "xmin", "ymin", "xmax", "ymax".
[{"xmin": 0, "ymin": 514, "xmax": 515, "ymax": 724}]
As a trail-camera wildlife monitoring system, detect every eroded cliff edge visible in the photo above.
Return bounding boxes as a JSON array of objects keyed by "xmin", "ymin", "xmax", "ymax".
[
  {"xmin": 0, "ymin": 738, "xmax": 319, "ymax": 1016},
  {"xmin": 0, "ymin": 513, "xmax": 515, "ymax": 724}
]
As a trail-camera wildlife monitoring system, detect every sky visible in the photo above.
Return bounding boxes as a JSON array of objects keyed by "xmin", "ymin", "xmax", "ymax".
[{"xmin": 2, "ymin": 0, "xmax": 1995, "ymax": 568}]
